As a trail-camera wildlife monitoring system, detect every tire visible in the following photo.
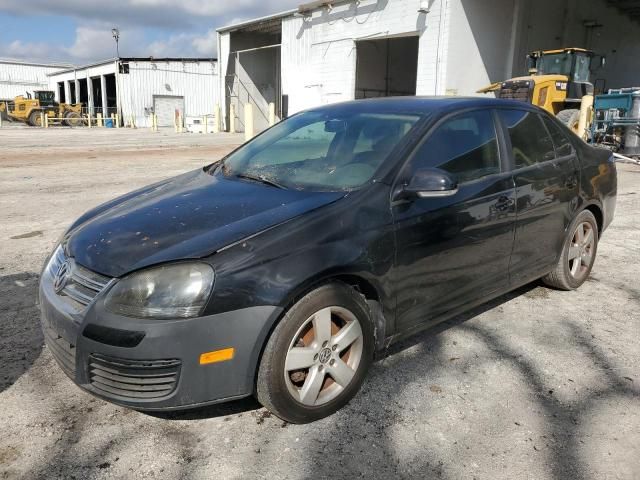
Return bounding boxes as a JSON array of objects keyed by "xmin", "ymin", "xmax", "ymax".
[
  {"xmin": 542, "ymin": 210, "xmax": 598, "ymax": 290},
  {"xmin": 256, "ymin": 282, "xmax": 374, "ymax": 424},
  {"xmin": 556, "ymin": 109, "xmax": 580, "ymax": 134},
  {"xmin": 64, "ymin": 111, "xmax": 82, "ymax": 127},
  {"xmin": 28, "ymin": 110, "xmax": 43, "ymax": 127}
]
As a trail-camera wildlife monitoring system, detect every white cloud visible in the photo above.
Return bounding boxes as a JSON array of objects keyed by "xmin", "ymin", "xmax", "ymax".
[{"xmin": 0, "ymin": 0, "xmax": 298, "ymax": 63}]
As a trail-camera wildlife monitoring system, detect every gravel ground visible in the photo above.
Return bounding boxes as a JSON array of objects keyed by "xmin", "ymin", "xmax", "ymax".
[{"xmin": 0, "ymin": 126, "xmax": 638, "ymax": 480}]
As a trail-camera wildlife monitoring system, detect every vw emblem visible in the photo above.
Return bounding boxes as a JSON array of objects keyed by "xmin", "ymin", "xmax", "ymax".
[
  {"xmin": 53, "ymin": 260, "xmax": 72, "ymax": 293},
  {"xmin": 318, "ymin": 348, "xmax": 332, "ymax": 364}
]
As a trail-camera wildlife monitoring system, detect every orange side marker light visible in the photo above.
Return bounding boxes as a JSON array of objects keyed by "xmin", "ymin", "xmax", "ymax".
[{"xmin": 199, "ymin": 347, "xmax": 235, "ymax": 365}]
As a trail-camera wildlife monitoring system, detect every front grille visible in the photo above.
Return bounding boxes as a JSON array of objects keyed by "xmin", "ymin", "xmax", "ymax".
[
  {"xmin": 498, "ymin": 80, "xmax": 533, "ymax": 102},
  {"xmin": 49, "ymin": 247, "xmax": 112, "ymax": 308},
  {"xmin": 44, "ymin": 327, "xmax": 76, "ymax": 378},
  {"xmin": 88, "ymin": 354, "xmax": 181, "ymax": 400}
]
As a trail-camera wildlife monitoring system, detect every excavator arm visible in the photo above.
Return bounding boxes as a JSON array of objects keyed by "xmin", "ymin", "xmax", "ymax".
[{"xmin": 476, "ymin": 82, "xmax": 502, "ymax": 94}]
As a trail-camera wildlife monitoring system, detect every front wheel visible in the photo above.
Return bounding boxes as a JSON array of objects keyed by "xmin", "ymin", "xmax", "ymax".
[
  {"xmin": 543, "ymin": 210, "xmax": 598, "ymax": 290},
  {"xmin": 557, "ymin": 109, "xmax": 581, "ymax": 135},
  {"xmin": 256, "ymin": 283, "xmax": 374, "ymax": 424}
]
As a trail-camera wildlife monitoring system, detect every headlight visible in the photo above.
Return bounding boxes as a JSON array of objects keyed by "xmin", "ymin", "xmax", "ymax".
[{"xmin": 104, "ymin": 263, "xmax": 214, "ymax": 319}]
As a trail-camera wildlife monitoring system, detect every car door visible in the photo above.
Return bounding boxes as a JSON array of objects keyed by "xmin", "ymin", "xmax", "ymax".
[
  {"xmin": 496, "ymin": 109, "xmax": 580, "ymax": 285},
  {"xmin": 391, "ymin": 109, "xmax": 517, "ymax": 333}
]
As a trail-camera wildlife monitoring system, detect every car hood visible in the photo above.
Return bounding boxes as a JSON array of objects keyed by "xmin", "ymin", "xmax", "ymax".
[{"xmin": 66, "ymin": 168, "xmax": 345, "ymax": 277}]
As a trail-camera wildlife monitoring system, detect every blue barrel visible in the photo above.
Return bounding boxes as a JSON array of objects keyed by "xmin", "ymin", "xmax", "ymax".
[{"xmin": 105, "ymin": 118, "xmax": 114, "ymax": 128}]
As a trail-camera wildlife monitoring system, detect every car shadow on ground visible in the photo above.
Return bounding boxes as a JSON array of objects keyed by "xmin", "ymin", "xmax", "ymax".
[{"xmin": 0, "ymin": 272, "xmax": 43, "ymax": 395}]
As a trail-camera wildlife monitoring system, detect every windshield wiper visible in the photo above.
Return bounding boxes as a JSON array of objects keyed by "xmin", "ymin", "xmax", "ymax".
[{"xmin": 235, "ymin": 173, "xmax": 287, "ymax": 190}]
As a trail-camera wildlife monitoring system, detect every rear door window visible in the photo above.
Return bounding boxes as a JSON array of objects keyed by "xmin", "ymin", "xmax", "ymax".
[
  {"xmin": 498, "ymin": 109, "xmax": 555, "ymax": 169},
  {"xmin": 409, "ymin": 109, "xmax": 500, "ymax": 183},
  {"xmin": 541, "ymin": 115, "xmax": 574, "ymax": 157}
]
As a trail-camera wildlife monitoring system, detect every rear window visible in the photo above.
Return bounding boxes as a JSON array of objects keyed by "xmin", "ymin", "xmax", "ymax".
[
  {"xmin": 541, "ymin": 115, "xmax": 574, "ymax": 157},
  {"xmin": 498, "ymin": 109, "xmax": 555, "ymax": 168}
]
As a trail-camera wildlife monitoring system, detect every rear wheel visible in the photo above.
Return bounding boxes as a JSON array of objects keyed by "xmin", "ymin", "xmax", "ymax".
[
  {"xmin": 28, "ymin": 110, "xmax": 43, "ymax": 127},
  {"xmin": 557, "ymin": 109, "xmax": 581, "ymax": 134},
  {"xmin": 543, "ymin": 210, "xmax": 598, "ymax": 290},
  {"xmin": 256, "ymin": 283, "xmax": 374, "ymax": 424}
]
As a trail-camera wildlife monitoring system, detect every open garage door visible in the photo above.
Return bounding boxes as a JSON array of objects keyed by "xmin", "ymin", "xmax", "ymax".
[
  {"xmin": 355, "ymin": 36, "xmax": 419, "ymax": 99},
  {"xmin": 154, "ymin": 95, "xmax": 184, "ymax": 127}
]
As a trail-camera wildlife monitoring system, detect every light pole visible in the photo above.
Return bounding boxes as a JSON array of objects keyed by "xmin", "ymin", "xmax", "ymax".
[
  {"xmin": 111, "ymin": 28, "xmax": 120, "ymax": 58},
  {"xmin": 112, "ymin": 27, "xmax": 121, "ymax": 126}
]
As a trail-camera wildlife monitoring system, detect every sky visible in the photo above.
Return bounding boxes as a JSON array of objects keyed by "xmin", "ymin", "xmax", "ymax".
[{"xmin": 0, "ymin": 0, "xmax": 297, "ymax": 65}]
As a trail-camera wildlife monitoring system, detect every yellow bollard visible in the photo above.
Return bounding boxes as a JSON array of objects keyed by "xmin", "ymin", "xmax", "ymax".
[
  {"xmin": 229, "ymin": 104, "xmax": 236, "ymax": 133},
  {"xmin": 244, "ymin": 103, "xmax": 254, "ymax": 142},
  {"xmin": 88, "ymin": 113, "xmax": 92, "ymax": 129},
  {"xmin": 97, "ymin": 112, "xmax": 102, "ymax": 127},
  {"xmin": 268, "ymin": 102, "xmax": 276, "ymax": 126},
  {"xmin": 213, "ymin": 104, "xmax": 220, "ymax": 133},
  {"xmin": 40, "ymin": 112, "xmax": 45, "ymax": 128},
  {"xmin": 44, "ymin": 114, "xmax": 49, "ymax": 129},
  {"xmin": 578, "ymin": 94, "xmax": 594, "ymax": 141}
]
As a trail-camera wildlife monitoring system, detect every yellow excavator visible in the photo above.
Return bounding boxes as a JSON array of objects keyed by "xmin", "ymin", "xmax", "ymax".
[
  {"xmin": 478, "ymin": 48, "xmax": 605, "ymax": 136},
  {"xmin": 0, "ymin": 90, "xmax": 83, "ymax": 127}
]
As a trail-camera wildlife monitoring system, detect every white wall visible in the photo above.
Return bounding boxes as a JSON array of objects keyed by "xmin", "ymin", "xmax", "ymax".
[
  {"xmin": 280, "ymin": 0, "xmax": 447, "ymax": 115},
  {"xmin": 0, "ymin": 61, "xmax": 68, "ymax": 99},
  {"xmin": 445, "ymin": 0, "xmax": 516, "ymax": 96},
  {"xmin": 118, "ymin": 60, "xmax": 218, "ymax": 127}
]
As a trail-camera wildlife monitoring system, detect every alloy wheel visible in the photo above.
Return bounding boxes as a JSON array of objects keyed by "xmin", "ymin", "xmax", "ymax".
[
  {"xmin": 568, "ymin": 221, "xmax": 595, "ymax": 280},
  {"xmin": 284, "ymin": 306, "xmax": 363, "ymax": 406}
]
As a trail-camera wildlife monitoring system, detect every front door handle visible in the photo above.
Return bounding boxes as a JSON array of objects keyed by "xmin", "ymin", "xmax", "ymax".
[{"xmin": 494, "ymin": 195, "xmax": 514, "ymax": 212}]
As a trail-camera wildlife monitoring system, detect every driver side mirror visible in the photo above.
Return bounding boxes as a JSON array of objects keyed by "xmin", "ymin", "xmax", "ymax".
[{"xmin": 399, "ymin": 167, "xmax": 459, "ymax": 199}]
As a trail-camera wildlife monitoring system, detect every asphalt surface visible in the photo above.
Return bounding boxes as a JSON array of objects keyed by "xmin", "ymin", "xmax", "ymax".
[{"xmin": 0, "ymin": 126, "xmax": 638, "ymax": 479}]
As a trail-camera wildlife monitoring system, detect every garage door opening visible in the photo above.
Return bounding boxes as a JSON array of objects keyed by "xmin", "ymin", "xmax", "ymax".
[
  {"xmin": 226, "ymin": 18, "xmax": 282, "ymax": 133},
  {"xmin": 57, "ymin": 82, "xmax": 65, "ymax": 103},
  {"xmin": 154, "ymin": 95, "xmax": 184, "ymax": 127},
  {"xmin": 355, "ymin": 36, "xmax": 419, "ymax": 99},
  {"xmin": 104, "ymin": 74, "xmax": 117, "ymax": 115},
  {"xmin": 69, "ymin": 82, "xmax": 76, "ymax": 104}
]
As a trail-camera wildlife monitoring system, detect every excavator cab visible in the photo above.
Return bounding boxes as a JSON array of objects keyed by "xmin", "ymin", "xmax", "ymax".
[
  {"xmin": 33, "ymin": 90, "xmax": 56, "ymax": 107},
  {"xmin": 479, "ymin": 47, "xmax": 602, "ymax": 135},
  {"xmin": 525, "ymin": 48, "xmax": 598, "ymax": 102}
]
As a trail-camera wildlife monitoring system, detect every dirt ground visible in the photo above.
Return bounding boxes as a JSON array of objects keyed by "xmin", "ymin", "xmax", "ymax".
[{"xmin": 0, "ymin": 126, "xmax": 638, "ymax": 480}]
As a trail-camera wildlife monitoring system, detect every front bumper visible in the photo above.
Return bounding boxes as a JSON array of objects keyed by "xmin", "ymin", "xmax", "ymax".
[{"xmin": 39, "ymin": 265, "xmax": 282, "ymax": 410}]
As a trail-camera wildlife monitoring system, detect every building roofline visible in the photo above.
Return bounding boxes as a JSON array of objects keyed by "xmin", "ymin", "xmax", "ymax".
[
  {"xmin": 47, "ymin": 57, "xmax": 217, "ymax": 76},
  {"xmin": 0, "ymin": 58, "xmax": 74, "ymax": 69},
  {"xmin": 216, "ymin": 8, "xmax": 298, "ymax": 33}
]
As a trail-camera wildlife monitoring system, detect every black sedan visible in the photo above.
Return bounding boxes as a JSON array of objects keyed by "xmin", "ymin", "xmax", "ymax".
[{"xmin": 40, "ymin": 97, "xmax": 617, "ymax": 423}]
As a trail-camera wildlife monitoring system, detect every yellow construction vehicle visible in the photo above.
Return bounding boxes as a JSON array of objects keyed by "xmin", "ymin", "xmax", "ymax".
[
  {"xmin": 479, "ymin": 48, "xmax": 605, "ymax": 135},
  {"xmin": 0, "ymin": 90, "xmax": 83, "ymax": 127}
]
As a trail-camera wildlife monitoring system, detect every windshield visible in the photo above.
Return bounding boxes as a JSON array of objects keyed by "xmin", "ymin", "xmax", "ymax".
[
  {"xmin": 215, "ymin": 110, "xmax": 422, "ymax": 191},
  {"xmin": 537, "ymin": 53, "xmax": 573, "ymax": 76},
  {"xmin": 573, "ymin": 54, "xmax": 591, "ymax": 82},
  {"xmin": 35, "ymin": 91, "xmax": 55, "ymax": 103}
]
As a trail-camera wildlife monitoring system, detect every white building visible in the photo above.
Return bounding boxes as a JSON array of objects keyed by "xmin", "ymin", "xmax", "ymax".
[
  {"xmin": 0, "ymin": 59, "xmax": 72, "ymax": 99},
  {"xmin": 217, "ymin": 0, "xmax": 640, "ymax": 133},
  {"xmin": 47, "ymin": 58, "xmax": 218, "ymax": 127}
]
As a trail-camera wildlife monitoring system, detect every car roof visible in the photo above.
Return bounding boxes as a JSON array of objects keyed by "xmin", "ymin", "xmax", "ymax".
[{"xmin": 307, "ymin": 96, "xmax": 539, "ymax": 116}]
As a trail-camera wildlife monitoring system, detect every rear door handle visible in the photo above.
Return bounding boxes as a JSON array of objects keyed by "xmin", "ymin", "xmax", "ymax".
[{"xmin": 565, "ymin": 175, "xmax": 578, "ymax": 189}]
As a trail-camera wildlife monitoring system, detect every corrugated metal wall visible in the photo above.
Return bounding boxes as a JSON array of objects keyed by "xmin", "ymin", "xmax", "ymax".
[
  {"xmin": 0, "ymin": 62, "xmax": 67, "ymax": 99},
  {"xmin": 118, "ymin": 60, "xmax": 218, "ymax": 127}
]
